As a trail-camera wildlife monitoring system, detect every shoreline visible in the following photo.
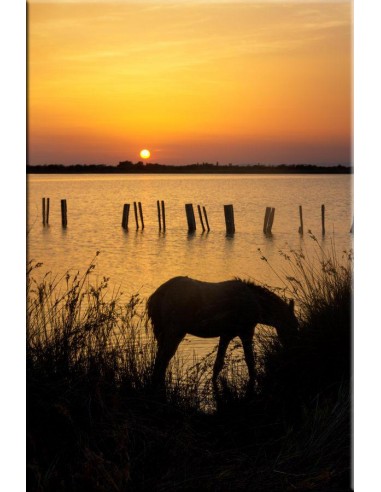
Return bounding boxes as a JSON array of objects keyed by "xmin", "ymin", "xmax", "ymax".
[{"xmin": 27, "ymin": 165, "xmax": 352, "ymax": 175}]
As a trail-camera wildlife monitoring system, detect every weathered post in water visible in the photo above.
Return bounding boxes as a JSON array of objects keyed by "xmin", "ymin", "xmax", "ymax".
[
  {"xmin": 203, "ymin": 206, "xmax": 210, "ymax": 232},
  {"xmin": 122, "ymin": 204, "xmax": 130, "ymax": 230},
  {"xmin": 161, "ymin": 200, "xmax": 166, "ymax": 232},
  {"xmin": 61, "ymin": 199, "xmax": 67, "ymax": 227},
  {"xmin": 197, "ymin": 205, "xmax": 205, "ymax": 232},
  {"xmin": 298, "ymin": 205, "xmax": 304, "ymax": 234},
  {"xmin": 46, "ymin": 198, "xmax": 50, "ymax": 225},
  {"xmin": 138, "ymin": 202, "xmax": 144, "ymax": 229},
  {"xmin": 157, "ymin": 200, "xmax": 162, "ymax": 231},
  {"xmin": 267, "ymin": 207, "xmax": 275, "ymax": 234},
  {"xmin": 185, "ymin": 204, "xmax": 196, "ymax": 232},
  {"xmin": 263, "ymin": 207, "xmax": 271, "ymax": 234},
  {"xmin": 133, "ymin": 202, "xmax": 139, "ymax": 230},
  {"xmin": 42, "ymin": 198, "xmax": 46, "ymax": 225},
  {"xmin": 321, "ymin": 204, "xmax": 326, "ymax": 235},
  {"xmin": 224, "ymin": 204, "xmax": 235, "ymax": 235}
]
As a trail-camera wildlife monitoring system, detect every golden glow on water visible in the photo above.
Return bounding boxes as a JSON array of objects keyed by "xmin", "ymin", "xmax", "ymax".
[{"xmin": 28, "ymin": 174, "xmax": 352, "ymax": 293}]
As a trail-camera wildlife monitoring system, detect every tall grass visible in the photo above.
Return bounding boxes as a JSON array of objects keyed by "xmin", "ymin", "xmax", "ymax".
[
  {"xmin": 27, "ymin": 253, "xmax": 155, "ymax": 393},
  {"xmin": 256, "ymin": 233, "xmax": 352, "ymax": 402},
  {"xmin": 27, "ymin": 237, "xmax": 352, "ymax": 491}
]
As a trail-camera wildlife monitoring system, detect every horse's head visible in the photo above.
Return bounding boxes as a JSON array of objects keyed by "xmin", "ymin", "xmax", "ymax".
[{"xmin": 276, "ymin": 299, "xmax": 299, "ymax": 346}]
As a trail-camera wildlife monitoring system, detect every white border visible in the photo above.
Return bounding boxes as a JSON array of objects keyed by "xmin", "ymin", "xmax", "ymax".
[
  {"xmin": 3, "ymin": 1, "xmax": 380, "ymax": 489},
  {"xmin": 0, "ymin": 1, "xmax": 26, "ymax": 490}
]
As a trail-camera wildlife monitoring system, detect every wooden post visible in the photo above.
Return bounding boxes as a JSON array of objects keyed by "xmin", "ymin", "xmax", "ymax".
[
  {"xmin": 161, "ymin": 200, "xmax": 166, "ymax": 232},
  {"xmin": 263, "ymin": 207, "xmax": 271, "ymax": 233},
  {"xmin": 224, "ymin": 204, "xmax": 235, "ymax": 235},
  {"xmin": 157, "ymin": 200, "xmax": 162, "ymax": 231},
  {"xmin": 122, "ymin": 204, "xmax": 130, "ymax": 229},
  {"xmin": 42, "ymin": 198, "xmax": 46, "ymax": 225},
  {"xmin": 350, "ymin": 220, "xmax": 354, "ymax": 234},
  {"xmin": 46, "ymin": 198, "xmax": 50, "ymax": 225},
  {"xmin": 203, "ymin": 206, "xmax": 210, "ymax": 232},
  {"xmin": 133, "ymin": 202, "xmax": 139, "ymax": 230},
  {"xmin": 197, "ymin": 205, "xmax": 205, "ymax": 232},
  {"xmin": 263, "ymin": 207, "xmax": 271, "ymax": 234},
  {"xmin": 138, "ymin": 202, "xmax": 144, "ymax": 229},
  {"xmin": 267, "ymin": 207, "xmax": 275, "ymax": 234},
  {"xmin": 185, "ymin": 204, "xmax": 196, "ymax": 232},
  {"xmin": 298, "ymin": 205, "xmax": 304, "ymax": 234},
  {"xmin": 321, "ymin": 204, "xmax": 325, "ymax": 235},
  {"xmin": 61, "ymin": 199, "xmax": 67, "ymax": 227}
]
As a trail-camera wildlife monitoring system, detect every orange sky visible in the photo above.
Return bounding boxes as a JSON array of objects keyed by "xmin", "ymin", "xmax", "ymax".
[{"xmin": 28, "ymin": 1, "xmax": 352, "ymax": 165}]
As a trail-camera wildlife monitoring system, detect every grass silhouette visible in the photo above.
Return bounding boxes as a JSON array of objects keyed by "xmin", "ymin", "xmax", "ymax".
[{"xmin": 27, "ymin": 239, "xmax": 352, "ymax": 491}]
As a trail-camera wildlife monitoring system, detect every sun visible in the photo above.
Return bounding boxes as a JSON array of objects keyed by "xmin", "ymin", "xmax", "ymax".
[{"xmin": 140, "ymin": 149, "xmax": 151, "ymax": 160}]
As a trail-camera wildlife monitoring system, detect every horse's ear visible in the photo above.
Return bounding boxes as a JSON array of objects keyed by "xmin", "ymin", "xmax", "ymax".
[{"xmin": 289, "ymin": 299, "xmax": 295, "ymax": 312}]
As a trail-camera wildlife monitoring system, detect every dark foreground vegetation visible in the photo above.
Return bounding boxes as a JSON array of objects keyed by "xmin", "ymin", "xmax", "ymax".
[
  {"xmin": 27, "ymin": 238, "xmax": 352, "ymax": 491},
  {"xmin": 27, "ymin": 162, "xmax": 352, "ymax": 174}
]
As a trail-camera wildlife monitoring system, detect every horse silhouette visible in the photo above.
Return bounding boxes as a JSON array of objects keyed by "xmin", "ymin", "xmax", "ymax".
[{"xmin": 147, "ymin": 276, "xmax": 298, "ymax": 387}]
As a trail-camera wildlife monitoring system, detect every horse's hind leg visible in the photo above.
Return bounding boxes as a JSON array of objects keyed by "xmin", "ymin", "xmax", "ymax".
[
  {"xmin": 212, "ymin": 336, "xmax": 231, "ymax": 383},
  {"xmin": 152, "ymin": 332, "xmax": 184, "ymax": 388}
]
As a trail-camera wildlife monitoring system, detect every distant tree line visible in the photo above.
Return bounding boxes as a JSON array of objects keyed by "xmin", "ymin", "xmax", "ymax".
[{"xmin": 27, "ymin": 161, "xmax": 352, "ymax": 174}]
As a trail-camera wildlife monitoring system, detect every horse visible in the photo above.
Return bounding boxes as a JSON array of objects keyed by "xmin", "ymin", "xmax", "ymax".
[{"xmin": 147, "ymin": 276, "xmax": 299, "ymax": 387}]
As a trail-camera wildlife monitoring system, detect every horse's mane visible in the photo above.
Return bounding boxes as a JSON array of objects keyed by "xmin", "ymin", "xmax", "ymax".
[{"xmin": 235, "ymin": 278, "xmax": 285, "ymax": 304}]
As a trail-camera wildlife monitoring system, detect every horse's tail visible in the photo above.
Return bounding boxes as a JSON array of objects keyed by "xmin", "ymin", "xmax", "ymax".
[
  {"xmin": 147, "ymin": 290, "xmax": 162, "ymax": 340},
  {"xmin": 146, "ymin": 292, "xmax": 154, "ymax": 322},
  {"xmin": 147, "ymin": 277, "xmax": 186, "ymax": 341}
]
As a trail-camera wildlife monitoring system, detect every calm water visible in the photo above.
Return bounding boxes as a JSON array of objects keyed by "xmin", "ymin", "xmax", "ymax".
[{"xmin": 28, "ymin": 174, "xmax": 352, "ymax": 357}]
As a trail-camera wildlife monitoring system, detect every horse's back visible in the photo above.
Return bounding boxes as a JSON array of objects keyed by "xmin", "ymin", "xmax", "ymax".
[
  {"xmin": 148, "ymin": 276, "xmax": 258, "ymax": 338},
  {"xmin": 149, "ymin": 276, "xmax": 244, "ymax": 310}
]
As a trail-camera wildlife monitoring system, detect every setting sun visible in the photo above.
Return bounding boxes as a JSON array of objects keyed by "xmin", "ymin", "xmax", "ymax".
[{"xmin": 140, "ymin": 149, "xmax": 151, "ymax": 160}]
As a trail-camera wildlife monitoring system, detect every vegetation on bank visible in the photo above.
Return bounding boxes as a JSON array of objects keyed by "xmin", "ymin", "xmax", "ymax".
[{"xmin": 27, "ymin": 238, "xmax": 352, "ymax": 491}]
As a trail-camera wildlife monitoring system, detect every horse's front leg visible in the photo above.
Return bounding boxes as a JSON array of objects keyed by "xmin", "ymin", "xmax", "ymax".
[
  {"xmin": 212, "ymin": 335, "xmax": 231, "ymax": 383},
  {"xmin": 240, "ymin": 327, "xmax": 256, "ymax": 385}
]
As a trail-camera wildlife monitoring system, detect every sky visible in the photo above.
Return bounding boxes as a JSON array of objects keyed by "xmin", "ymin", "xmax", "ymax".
[{"xmin": 28, "ymin": 1, "xmax": 352, "ymax": 165}]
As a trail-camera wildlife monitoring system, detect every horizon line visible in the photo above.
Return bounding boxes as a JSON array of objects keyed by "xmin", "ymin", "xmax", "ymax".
[{"xmin": 27, "ymin": 162, "xmax": 353, "ymax": 167}]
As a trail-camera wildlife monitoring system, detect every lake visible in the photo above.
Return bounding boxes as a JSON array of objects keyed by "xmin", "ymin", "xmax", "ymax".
[{"xmin": 28, "ymin": 173, "xmax": 352, "ymax": 359}]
